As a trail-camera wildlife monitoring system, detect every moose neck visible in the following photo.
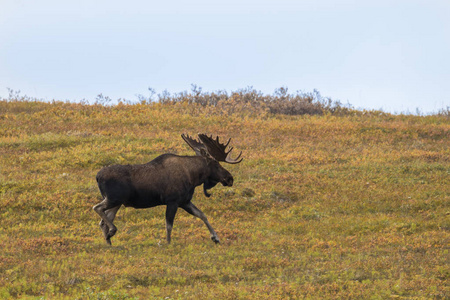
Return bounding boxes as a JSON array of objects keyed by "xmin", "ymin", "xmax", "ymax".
[{"xmin": 185, "ymin": 156, "xmax": 212, "ymax": 187}]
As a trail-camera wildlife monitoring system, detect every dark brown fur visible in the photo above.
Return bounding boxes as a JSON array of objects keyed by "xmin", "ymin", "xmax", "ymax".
[{"xmin": 93, "ymin": 153, "xmax": 233, "ymax": 245}]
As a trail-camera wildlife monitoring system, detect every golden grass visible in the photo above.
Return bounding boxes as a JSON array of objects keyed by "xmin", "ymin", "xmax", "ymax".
[{"xmin": 0, "ymin": 100, "xmax": 448, "ymax": 299}]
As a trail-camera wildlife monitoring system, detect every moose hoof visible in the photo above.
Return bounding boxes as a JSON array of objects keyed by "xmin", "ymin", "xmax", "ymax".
[
  {"xmin": 107, "ymin": 227, "xmax": 117, "ymax": 239},
  {"xmin": 211, "ymin": 236, "xmax": 220, "ymax": 244},
  {"xmin": 105, "ymin": 238, "xmax": 112, "ymax": 246}
]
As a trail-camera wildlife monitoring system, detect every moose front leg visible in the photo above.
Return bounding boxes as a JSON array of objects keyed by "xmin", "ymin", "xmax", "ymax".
[
  {"xmin": 165, "ymin": 204, "xmax": 178, "ymax": 244},
  {"xmin": 181, "ymin": 202, "xmax": 220, "ymax": 244}
]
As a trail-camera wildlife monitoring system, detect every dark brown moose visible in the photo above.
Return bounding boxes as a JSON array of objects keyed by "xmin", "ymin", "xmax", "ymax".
[{"xmin": 93, "ymin": 134, "xmax": 243, "ymax": 245}]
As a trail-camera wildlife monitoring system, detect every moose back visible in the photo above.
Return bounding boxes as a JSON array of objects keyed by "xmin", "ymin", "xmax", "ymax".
[{"xmin": 93, "ymin": 134, "xmax": 243, "ymax": 245}]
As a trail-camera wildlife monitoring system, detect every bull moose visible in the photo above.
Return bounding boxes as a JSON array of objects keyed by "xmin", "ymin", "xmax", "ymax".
[{"xmin": 93, "ymin": 134, "xmax": 243, "ymax": 245}]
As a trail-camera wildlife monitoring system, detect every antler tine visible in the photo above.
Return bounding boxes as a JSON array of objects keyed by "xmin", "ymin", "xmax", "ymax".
[
  {"xmin": 225, "ymin": 149, "xmax": 243, "ymax": 164},
  {"xmin": 234, "ymin": 150, "xmax": 242, "ymax": 160},
  {"xmin": 224, "ymin": 138, "xmax": 231, "ymax": 149},
  {"xmin": 211, "ymin": 135, "xmax": 232, "ymax": 152},
  {"xmin": 198, "ymin": 133, "xmax": 243, "ymax": 164},
  {"xmin": 181, "ymin": 133, "xmax": 206, "ymax": 156}
]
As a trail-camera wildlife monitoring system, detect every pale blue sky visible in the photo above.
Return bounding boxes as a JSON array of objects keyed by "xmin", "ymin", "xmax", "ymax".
[{"xmin": 1, "ymin": 0, "xmax": 449, "ymax": 113}]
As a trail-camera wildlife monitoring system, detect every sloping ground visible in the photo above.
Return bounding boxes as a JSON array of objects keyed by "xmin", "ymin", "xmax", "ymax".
[{"xmin": 0, "ymin": 100, "xmax": 448, "ymax": 299}]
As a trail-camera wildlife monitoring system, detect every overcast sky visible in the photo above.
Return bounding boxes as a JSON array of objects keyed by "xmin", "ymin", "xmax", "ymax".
[{"xmin": 1, "ymin": 0, "xmax": 449, "ymax": 113}]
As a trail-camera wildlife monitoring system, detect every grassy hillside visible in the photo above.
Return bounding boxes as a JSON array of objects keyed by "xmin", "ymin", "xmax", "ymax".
[{"xmin": 0, "ymin": 99, "xmax": 448, "ymax": 299}]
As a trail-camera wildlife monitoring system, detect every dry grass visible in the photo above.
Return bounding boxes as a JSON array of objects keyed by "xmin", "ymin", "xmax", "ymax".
[{"xmin": 0, "ymin": 99, "xmax": 448, "ymax": 299}]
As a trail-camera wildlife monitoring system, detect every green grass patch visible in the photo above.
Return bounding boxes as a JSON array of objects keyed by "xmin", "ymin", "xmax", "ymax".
[{"xmin": 0, "ymin": 100, "xmax": 448, "ymax": 299}]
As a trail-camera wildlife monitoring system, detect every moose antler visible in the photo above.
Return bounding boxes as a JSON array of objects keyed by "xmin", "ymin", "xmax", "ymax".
[
  {"xmin": 181, "ymin": 134, "xmax": 207, "ymax": 156},
  {"xmin": 198, "ymin": 134, "xmax": 243, "ymax": 164}
]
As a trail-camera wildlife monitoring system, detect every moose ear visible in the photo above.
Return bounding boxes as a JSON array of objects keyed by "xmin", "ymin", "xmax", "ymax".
[{"xmin": 199, "ymin": 149, "xmax": 209, "ymax": 158}]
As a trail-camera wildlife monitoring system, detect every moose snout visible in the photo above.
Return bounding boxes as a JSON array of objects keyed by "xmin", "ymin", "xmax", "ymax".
[{"xmin": 222, "ymin": 176, "xmax": 233, "ymax": 187}]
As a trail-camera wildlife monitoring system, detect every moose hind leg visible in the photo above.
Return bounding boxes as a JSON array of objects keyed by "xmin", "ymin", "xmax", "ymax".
[
  {"xmin": 93, "ymin": 199, "xmax": 119, "ymax": 244},
  {"xmin": 99, "ymin": 205, "xmax": 121, "ymax": 245},
  {"xmin": 181, "ymin": 202, "xmax": 220, "ymax": 244}
]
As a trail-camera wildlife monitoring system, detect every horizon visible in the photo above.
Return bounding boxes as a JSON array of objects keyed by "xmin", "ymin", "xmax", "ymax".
[{"xmin": 4, "ymin": 85, "xmax": 447, "ymax": 116}]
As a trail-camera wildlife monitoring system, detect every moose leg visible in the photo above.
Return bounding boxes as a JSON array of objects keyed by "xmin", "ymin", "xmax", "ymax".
[
  {"xmin": 165, "ymin": 204, "xmax": 178, "ymax": 244},
  {"xmin": 181, "ymin": 202, "xmax": 220, "ymax": 244},
  {"xmin": 99, "ymin": 205, "xmax": 121, "ymax": 245},
  {"xmin": 93, "ymin": 199, "xmax": 118, "ymax": 243}
]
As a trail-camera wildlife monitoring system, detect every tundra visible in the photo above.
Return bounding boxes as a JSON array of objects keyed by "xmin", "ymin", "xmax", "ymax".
[{"xmin": 93, "ymin": 134, "xmax": 243, "ymax": 245}]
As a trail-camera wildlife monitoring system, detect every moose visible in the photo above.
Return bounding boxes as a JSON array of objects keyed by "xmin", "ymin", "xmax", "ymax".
[{"xmin": 93, "ymin": 133, "xmax": 243, "ymax": 245}]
